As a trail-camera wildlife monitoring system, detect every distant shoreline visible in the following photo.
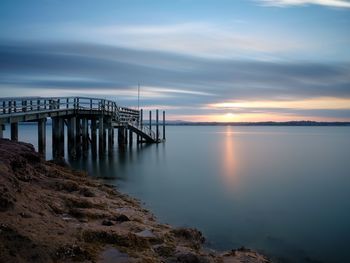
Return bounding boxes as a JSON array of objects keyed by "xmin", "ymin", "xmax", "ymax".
[
  {"xmin": 10, "ymin": 121, "xmax": 350, "ymax": 127},
  {"xmin": 165, "ymin": 121, "xmax": 350, "ymax": 126}
]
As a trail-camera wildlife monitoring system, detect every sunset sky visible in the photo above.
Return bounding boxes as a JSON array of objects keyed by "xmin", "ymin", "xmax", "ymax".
[{"xmin": 1, "ymin": 0, "xmax": 350, "ymax": 122}]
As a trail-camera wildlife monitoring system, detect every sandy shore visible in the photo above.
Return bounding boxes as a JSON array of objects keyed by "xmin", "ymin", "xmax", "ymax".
[{"xmin": 0, "ymin": 139, "xmax": 270, "ymax": 263}]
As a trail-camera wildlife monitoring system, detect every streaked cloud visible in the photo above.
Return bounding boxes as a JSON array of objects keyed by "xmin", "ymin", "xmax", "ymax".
[
  {"xmin": 0, "ymin": 42, "xmax": 349, "ymax": 121},
  {"xmin": 258, "ymin": 0, "xmax": 350, "ymax": 8}
]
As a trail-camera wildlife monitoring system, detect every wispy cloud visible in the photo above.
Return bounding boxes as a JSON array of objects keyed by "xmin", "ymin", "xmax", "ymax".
[{"xmin": 257, "ymin": 0, "xmax": 350, "ymax": 8}]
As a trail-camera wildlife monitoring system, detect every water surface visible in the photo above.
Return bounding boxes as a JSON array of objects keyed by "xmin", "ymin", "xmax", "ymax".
[{"xmin": 4, "ymin": 125, "xmax": 350, "ymax": 262}]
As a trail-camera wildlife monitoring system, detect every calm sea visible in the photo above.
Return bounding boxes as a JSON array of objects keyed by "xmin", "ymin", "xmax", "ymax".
[{"xmin": 3, "ymin": 125, "xmax": 350, "ymax": 263}]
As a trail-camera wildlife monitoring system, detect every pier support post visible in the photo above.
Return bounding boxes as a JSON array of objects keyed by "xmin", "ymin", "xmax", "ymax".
[
  {"xmin": 91, "ymin": 119, "xmax": 97, "ymax": 157},
  {"xmin": 107, "ymin": 118, "xmax": 113, "ymax": 155},
  {"xmin": 163, "ymin": 111, "xmax": 166, "ymax": 140},
  {"xmin": 38, "ymin": 118, "xmax": 46, "ymax": 157},
  {"xmin": 0, "ymin": 124, "xmax": 4, "ymax": 139},
  {"xmin": 58, "ymin": 118, "xmax": 64, "ymax": 158},
  {"xmin": 67, "ymin": 116, "xmax": 76, "ymax": 159},
  {"xmin": 118, "ymin": 127, "xmax": 125, "ymax": 145},
  {"xmin": 75, "ymin": 117, "xmax": 81, "ymax": 158},
  {"xmin": 52, "ymin": 118, "xmax": 64, "ymax": 159},
  {"xmin": 11, "ymin": 122, "xmax": 18, "ymax": 141},
  {"xmin": 156, "ymin": 109, "xmax": 159, "ymax": 142},
  {"xmin": 82, "ymin": 118, "xmax": 88, "ymax": 156},
  {"xmin": 129, "ymin": 129, "xmax": 133, "ymax": 147},
  {"xmin": 98, "ymin": 116, "xmax": 105, "ymax": 155}
]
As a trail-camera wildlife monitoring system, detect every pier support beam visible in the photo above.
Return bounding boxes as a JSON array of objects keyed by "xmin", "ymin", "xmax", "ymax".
[
  {"xmin": 38, "ymin": 119, "xmax": 46, "ymax": 157},
  {"xmin": 0, "ymin": 124, "xmax": 4, "ymax": 139},
  {"xmin": 67, "ymin": 116, "xmax": 76, "ymax": 159},
  {"xmin": 98, "ymin": 116, "xmax": 105, "ymax": 155},
  {"xmin": 75, "ymin": 118, "xmax": 81, "ymax": 157},
  {"xmin": 11, "ymin": 122, "xmax": 18, "ymax": 141},
  {"xmin": 107, "ymin": 118, "xmax": 113, "ymax": 155},
  {"xmin": 91, "ymin": 119, "xmax": 97, "ymax": 157},
  {"xmin": 163, "ymin": 111, "xmax": 166, "ymax": 141},
  {"xmin": 129, "ymin": 129, "xmax": 133, "ymax": 147},
  {"xmin": 52, "ymin": 118, "xmax": 64, "ymax": 159},
  {"xmin": 156, "ymin": 109, "xmax": 159, "ymax": 142},
  {"xmin": 118, "ymin": 127, "xmax": 126, "ymax": 145},
  {"xmin": 82, "ymin": 118, "xmax": 88, "ymax": 156}
]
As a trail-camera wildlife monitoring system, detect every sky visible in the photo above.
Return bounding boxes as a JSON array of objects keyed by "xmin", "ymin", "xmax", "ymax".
[{"xmin": 0, "ymin": 0, "xmax": 350, "ymax": 122}]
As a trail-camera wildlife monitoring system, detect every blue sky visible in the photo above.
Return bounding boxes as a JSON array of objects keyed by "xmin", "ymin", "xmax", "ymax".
[{"xmin": 1, "ymin": 0, "xmax": 350, "ymax": 121}]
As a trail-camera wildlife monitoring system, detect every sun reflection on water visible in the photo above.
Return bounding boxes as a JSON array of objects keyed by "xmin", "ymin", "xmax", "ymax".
[{"xmin": 221, "ymin": 126, "xmax": 238, "ymax": 189}]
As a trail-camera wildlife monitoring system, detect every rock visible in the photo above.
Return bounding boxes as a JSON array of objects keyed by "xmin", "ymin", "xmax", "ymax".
[
  {"xmin": 102, "ymin": 220, "xmax": 114, "ymax": 226},
  {"xmin": 113, "ymin": 214, "xmax": 130, "ymax": 222},
  {"xmin": 176, "ymin": 252, "xmax": 210, "ymax": 263}
]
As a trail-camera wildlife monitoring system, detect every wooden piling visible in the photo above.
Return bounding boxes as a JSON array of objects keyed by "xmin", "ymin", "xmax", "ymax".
[
  {"xmin": 11, "ymin": 122, "xmax": 18, "ymax": 141},
  {"xmin": 163, "ymin": 111, "xmax": 166, "ymax": 140},
  {"xmin": 107, "ymin": 118, "xmax": 113, "ymax": 155},
  {"xmin": 149, "ymin": 111, "xmax": 152, "ymax": 131},
  {"xmin": 156, "ymin": 109, "xmax": 159, "ymax": 141},
  {"xmin": 0, "ymin": 124, "xmax": 4, "ymax": 139},
  {"xmin": 82, "ymin": 118, "xmax": 88, "ymax": 156},
  {"xmin": 58, "ymin": 118, "xmax": 64, "ymax": 157},
  {"xmin": 67, "ymin": 116, "xmax": 76, "ymax": 158},
  {"xmin": 129, "ymin": 129, "xmax": 133, "ymax": 147},
  {"xmin": 91, "ymin": 119, "xmax": 97, "ymax": 156},
  {"xmin": 75, "ymin": 117, "xmax": 81, "ymax": 157},
  {"xmin": 38, "ymin": 119, "xmax": 46, "ymax": 157},
  {"xmin": 98, "ymin": 116, "xmax": 104, "ymax": 154}
]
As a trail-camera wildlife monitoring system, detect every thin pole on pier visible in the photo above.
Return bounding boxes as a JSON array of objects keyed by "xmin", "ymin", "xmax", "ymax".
[
  {"xmin": 163, "ymin": 111, "xmax": 166, "ymax": 141},
  {"xmin": 138, "ymin": 83, "xmax": 140, "ymax": 110}
]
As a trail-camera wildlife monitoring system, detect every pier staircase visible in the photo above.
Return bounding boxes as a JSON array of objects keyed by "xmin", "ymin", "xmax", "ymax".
[{"xmin": 127, "ymin": 122, "xmax": 159, "ymax": 143}]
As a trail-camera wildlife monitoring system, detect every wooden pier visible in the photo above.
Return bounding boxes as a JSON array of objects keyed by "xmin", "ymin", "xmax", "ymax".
[{"xmin": 0, "ymin": 97, "xmax": 165, "ymax": 159}]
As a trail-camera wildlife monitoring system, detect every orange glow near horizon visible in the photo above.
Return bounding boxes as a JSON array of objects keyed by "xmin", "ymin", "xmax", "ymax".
[
  {"xmin": 166, "ymin": 113, "xmax": 350, "ymax": 122},
  {"xmin": 208, "ymin": 97, "xmax": 350, "ymax": 110},
  {"xmin": 164, "ymin": 96, "xmax": 350, "ymax": 122}
]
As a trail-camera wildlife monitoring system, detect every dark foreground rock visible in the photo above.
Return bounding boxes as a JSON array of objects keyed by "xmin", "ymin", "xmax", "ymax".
[{"xmin": 0, "ymin": 139, "xmax": 270, "ymax": 263}]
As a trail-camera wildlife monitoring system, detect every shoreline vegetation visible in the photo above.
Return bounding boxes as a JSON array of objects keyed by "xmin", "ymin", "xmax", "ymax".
[{"xmin": 0, "ymin": 139, "xmax": 270, "ymax": 263}]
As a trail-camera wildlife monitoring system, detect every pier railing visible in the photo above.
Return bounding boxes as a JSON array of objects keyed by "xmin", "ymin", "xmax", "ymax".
[{"xmin": 0, "ymin": 97, "xmax": 139, "ymax": 123}]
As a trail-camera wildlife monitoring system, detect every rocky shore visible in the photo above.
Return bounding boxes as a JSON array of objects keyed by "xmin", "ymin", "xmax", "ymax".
[{"xmin": 0, "ymin": 139, "xmax": 270, "ymax": 263}]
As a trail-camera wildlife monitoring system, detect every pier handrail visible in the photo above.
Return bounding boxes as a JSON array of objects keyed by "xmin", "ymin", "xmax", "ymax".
[{"xmin": 0, "ymin": 97, "xmax": 139, "ymax": 124}]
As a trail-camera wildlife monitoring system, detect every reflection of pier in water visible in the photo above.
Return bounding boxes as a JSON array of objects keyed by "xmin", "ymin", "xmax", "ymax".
[{"xmin": 0, "ymin": 97, "xmax": 165, "ymax": 159}]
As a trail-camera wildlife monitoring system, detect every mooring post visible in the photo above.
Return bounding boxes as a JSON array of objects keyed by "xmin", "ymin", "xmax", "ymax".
[
  {"xmin": 149, "ymin": 111, "xmax": 152, "ymax": 132},
  {"xmin": 38, "ymin": 118, "xmax": 46, "ymax": 157},
  {"xmin": 91, "ymin": 118, "xmax": 97, "ymax": 156},
  {"xmin": 10, "ymin": 122, "xmax": 18, "ymax": 141},
  {"xmin": 67, "ymin": 116, "xmax": 76, "ymax": 159},
  {"xmin": 75, "ymin": 117, "xmax": 81, "ymax": 157},
  {"xmin": 82, "ymin": 118, "xmax": 88, "ymax": 156},
  {"xmin": 156, "ymin": 109, "xmax": 159, "ymax": 141},
  {"xmin": 163, "ymin": 110, "xmax": 166, "ymax": 140},
  {"xmin": 98, "ymin": 116, "xmax": 104, "ymax": 155}
]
